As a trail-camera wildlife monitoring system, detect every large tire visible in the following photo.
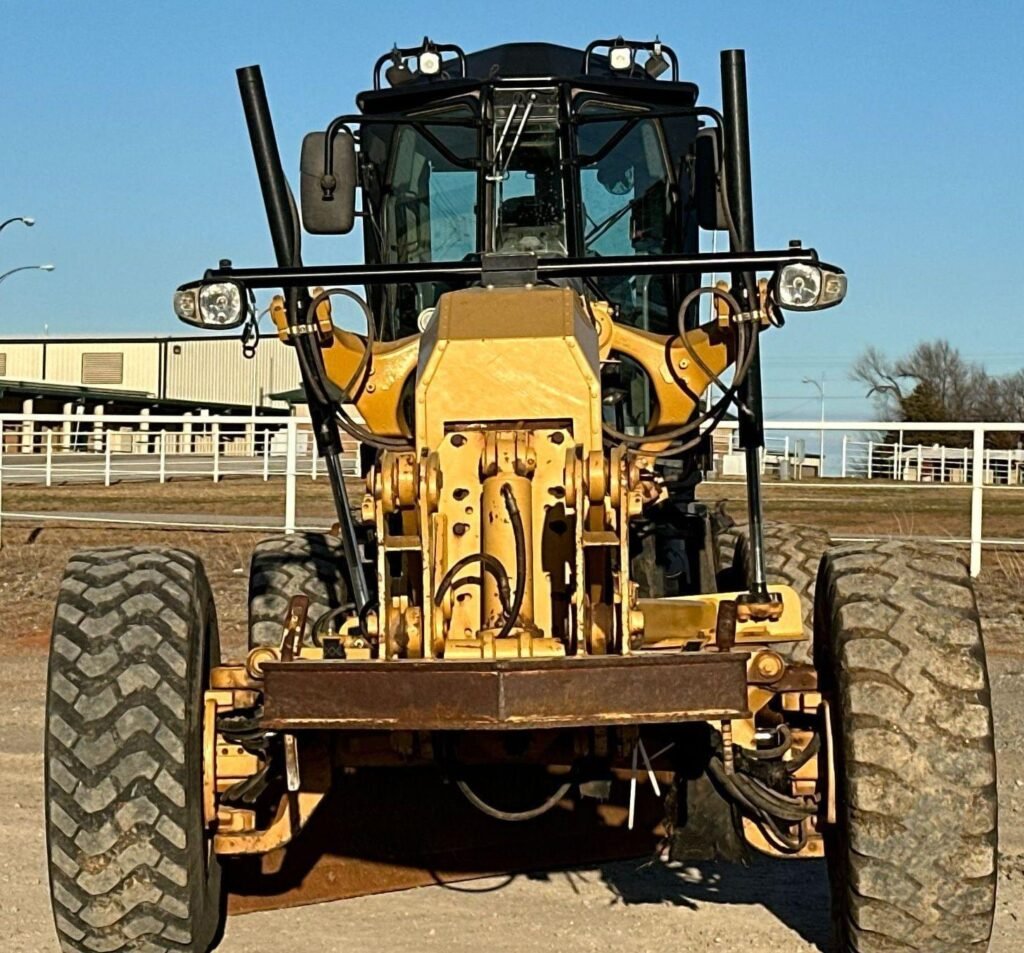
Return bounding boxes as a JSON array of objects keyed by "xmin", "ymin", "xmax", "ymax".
[
  {"xmin": 816, "ymin": 541, "xmax": 997, "ymax": 952},
  {"xmin": 45, "ymin": 547, "xmax": 224, "ymax": 953},
  {"xmin": 248, "ymin": 533, "xmax": 350, "ymax": 648},
  {"xmin": 715, "ymin": 519, "xmax": 829, "ymax": 661}
]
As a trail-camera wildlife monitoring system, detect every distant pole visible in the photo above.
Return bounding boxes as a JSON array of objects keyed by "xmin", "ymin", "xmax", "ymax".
[{"xmin": 802, "ymin": 374, "xmax": 826, "ymax": 476}]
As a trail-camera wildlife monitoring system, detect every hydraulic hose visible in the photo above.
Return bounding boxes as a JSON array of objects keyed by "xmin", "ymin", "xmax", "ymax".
[
  {"xmin": 434, "ymin": 553, "xmax": 512, "ymax": 616},
  {"xmin": 496, "ymin": 483, "xmax": 527, "ymax": 639},
  {"xmin": 456, "ymin": 778, "xmax": 572, "ymax": 822}
]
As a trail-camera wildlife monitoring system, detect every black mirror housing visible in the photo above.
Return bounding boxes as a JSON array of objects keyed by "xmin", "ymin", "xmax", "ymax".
[
  {"xmin": 300, "ymin": 132, "xmax": 357, "ymax": 235},
  {"xmin": 694, "ymin": 129, "xmax": 728, "ymax": 232}
]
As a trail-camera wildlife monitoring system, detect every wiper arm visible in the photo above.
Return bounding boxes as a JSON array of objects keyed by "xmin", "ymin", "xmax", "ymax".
[{"xmin": 488, "ymin": 92, "xmax": 537, "ymax": 181}]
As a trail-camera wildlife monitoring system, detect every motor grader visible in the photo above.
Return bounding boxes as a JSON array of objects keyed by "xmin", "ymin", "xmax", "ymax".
[{"xmin": 45, "ymin": 38, "xmax": 997, "ymax": 953}]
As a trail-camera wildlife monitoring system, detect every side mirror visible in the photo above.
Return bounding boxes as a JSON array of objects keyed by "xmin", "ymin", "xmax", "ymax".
[
  {"xmin": 300, "ymin": 131, "xmax": 357, "ymax": 235},
  {"xmin": 694, "ymin": 129, "xmax": 728, "ymax": 232}
]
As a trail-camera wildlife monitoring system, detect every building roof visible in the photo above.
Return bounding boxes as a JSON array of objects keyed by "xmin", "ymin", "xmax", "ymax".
[
  {"xmin": 0, "ymin": 332, "xmax": 281, "ymax": 345},
  {"xmin": 0, "ymin": 378, "xmax": 284, "ymax": 413}
]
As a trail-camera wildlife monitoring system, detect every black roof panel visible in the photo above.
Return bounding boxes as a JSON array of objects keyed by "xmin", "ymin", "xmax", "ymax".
[{"xmin": 358, "ymin": 41, "xmax": 699, "ymax": 113}]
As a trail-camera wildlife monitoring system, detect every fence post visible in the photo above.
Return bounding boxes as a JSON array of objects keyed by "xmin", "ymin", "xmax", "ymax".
[
  {"xmin": 159, "ymin": 431, "xmax": 167, "ymax": 483},
  {"xmin": 867, "ymin": 441, "xmax": 873, "ymax": 480},
  {"xmin": 212, "ymin": 422, "xmax": 221, "ymax": 483},
  {"xmin": 940, "ymin": 444, "xmax": 946, "ymax": 483},
  {"xmin": 45, "ymin": 430, "xmax": 53, "ymax": 488},
  {"xmin": 916, "ymin": 444, "xmax": 923, "ymax": 482},
  {"xmin": 970, "ymin": 427, "xmax": 984, "ymax": 577},
  {"xmin": 841, "ymin": 435, "xmax": 848, "ymax": 478},
  {"xmin": 311, "ymin": 435, "xmax": 318, "ymax": 481},
  {"xmin": 896, "ymin": 430, "xmax": 903, "ymax": 479},
  {"xmin": 263, "ymin": 429, "xmax": 270, "ymax": 482},
  {"xmin": 285, "ymin": 418, "xmax": 297, "ymax": 535},
  {"xmin": 104, "ymin": 430, "xmax": 112, "ymax": 487}
]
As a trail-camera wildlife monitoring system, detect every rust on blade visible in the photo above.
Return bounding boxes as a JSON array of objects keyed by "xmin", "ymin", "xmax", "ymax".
[{"xmin": 260, "ymin": 653, "xmax": 751, "ymax": 731}]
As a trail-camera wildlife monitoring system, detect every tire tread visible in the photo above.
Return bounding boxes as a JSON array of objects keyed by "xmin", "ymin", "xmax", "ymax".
[
  {"xmin": 46, "ymin": 547, "xmax": 220, "ymax": 953},
  {"xmin": 819, "ymin": 540, "xmax": 997, "ymax": 952}
]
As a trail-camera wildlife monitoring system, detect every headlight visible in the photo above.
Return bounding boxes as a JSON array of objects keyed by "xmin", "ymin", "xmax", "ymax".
[
  {"xmin": 173, "ymin": 288, "xmax": 197, "ymax": 323},
  {"xmin": 198, "ymin": 282, "xmax": 244, "ymax": 326},
  {"xmin": 173, "ymin": 281, "xmax": 249, "ymax": 329},
  {"xmin": 774, "ymin": 263, "xmax": 847, "ymax": 311}
]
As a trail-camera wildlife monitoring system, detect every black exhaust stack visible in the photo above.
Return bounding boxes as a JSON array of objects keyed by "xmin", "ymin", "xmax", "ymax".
[
  {"xmin": 720, "ymin": 50, "xmax": 769, "ymax": 599},
  {"xmin": 236, "ymin": 64, "xmax": 372, "ymax": 613}
]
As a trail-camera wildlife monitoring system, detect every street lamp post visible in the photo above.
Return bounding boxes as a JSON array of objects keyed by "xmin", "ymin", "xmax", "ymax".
[
  {"xmin": 0, "ymin": 264, "xmax": 56, "ymax": 286},
  {"xmin": 802, "ymin": 374, "xmax": 826, "ymax": 477},
  {"xmin": 0, "ymin": 216, "xmax": 35, "ymax": 234}
]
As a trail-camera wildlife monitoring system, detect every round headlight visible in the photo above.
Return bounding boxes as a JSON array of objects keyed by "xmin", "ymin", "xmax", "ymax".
[
  {"xmin": 173, "ymin": 288, "xmax": 197, "ymax": 323},
  {"xmin": 777, "ymin": 264, "xmax": 822, "ymax": 308},
  {"xmin": 774, "ymin": 263, "xmax": 847, "ymax": 311},
  {"xmin": 198, "ymin": 282, "xmax": 244, "ymax": 327}
]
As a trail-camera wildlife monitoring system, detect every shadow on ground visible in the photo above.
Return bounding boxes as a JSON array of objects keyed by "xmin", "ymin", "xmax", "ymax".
[{"xmin": 510, "ymin": 857, "xmax": 832, "ymax": 950}]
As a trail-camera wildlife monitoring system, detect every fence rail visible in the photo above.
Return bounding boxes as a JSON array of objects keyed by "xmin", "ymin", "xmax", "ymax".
[
  {"xmin": 0, "ymin": 413, "xmax": 358, "ymax": 539},
  {"xmin": 2, "ymin": 414, "xmax": 1023, "ymax": 577},
  {"xmin": 715, "ymin": 420, "xmax": 1024, "ymax": 576}
]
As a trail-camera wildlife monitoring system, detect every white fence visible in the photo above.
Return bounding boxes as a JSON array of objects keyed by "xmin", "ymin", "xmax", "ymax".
[
  {"xmin": 2, "ymin": 413, "xmax": 1023, "ymax": 577},
  {"xmin": 717, "ymin": 420, "xmax": 1024, "ymax": 577},
  {"xmin": 839, "ymin": 437, "xmax": 1024, "ymax": 484},
  {"xmin": 0, "ymin": 413, "xmax": 359, "ymax": 539}
]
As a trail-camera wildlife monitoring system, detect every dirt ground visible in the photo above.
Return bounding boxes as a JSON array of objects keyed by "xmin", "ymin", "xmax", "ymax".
[{"xmin": 2, "ymin": 508, "xmax": 1024, "ymax": 951}]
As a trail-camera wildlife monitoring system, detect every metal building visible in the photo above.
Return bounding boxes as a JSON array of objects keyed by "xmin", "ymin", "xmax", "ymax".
[{"xmin": 0, "ymin": 333, "xmax": 301, "ymax": 415}]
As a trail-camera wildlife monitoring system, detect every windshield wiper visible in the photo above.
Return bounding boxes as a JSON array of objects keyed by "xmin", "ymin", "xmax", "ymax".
[{"xmin": 488, "ymin": 92, "xmax": 537, "ymax": 181}]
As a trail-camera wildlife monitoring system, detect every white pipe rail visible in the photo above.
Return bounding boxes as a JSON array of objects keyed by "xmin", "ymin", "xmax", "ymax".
[{"xmin": 1, "ymin": 414, "xmax": 1023, "ymax": 576}]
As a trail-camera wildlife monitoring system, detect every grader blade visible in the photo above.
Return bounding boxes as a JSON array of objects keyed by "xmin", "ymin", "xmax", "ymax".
[{"xmin": 227, "ymin": 769, "xmax": 665, "ymax": 913}]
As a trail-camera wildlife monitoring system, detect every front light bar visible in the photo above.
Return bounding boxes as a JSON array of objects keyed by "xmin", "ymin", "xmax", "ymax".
[{"xmin": 198, "ymin": 248, "xmax": 831, "ymax": 291}]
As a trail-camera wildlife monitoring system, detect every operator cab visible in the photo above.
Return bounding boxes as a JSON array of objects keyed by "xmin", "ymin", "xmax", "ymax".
[{"xmin": 347, "ymin": 40, "xmax": 705, "ymax": 343}]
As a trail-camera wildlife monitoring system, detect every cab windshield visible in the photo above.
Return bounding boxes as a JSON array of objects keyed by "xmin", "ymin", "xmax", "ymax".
[
  {"xmin": 374, "ymin": 96, "xmax": 675, "ymax": 336},
  {"xmin": 577, "ymin": 104, "xmax": 673, "ymax": 328}
]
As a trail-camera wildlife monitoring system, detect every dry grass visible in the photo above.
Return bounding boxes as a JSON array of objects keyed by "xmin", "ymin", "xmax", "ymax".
[
  {"xmin": 699, "ymin": 479, "xmax": 1024, "ymax": 542},
  {"xmin": 2, "ymin": 475, "xmax": 343, "ymax": 519},
  {"xmin": 4, "ymin": 475, "xmax": 1024, "ymax": 654},
  {"xmin": 1, "ymin": 523, "xmax": 264, "ymax": 651}
]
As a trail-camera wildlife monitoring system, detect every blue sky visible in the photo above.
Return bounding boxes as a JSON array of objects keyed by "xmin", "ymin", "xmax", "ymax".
[{"xmin": 1, "ymin": 0, "xmax": 1021, "ymax": 423}]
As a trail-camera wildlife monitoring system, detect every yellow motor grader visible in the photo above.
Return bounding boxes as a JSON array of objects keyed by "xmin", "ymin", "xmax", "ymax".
[{"xmin": 45, "ymin": 38, "xmax": 997, "ymax": 953}]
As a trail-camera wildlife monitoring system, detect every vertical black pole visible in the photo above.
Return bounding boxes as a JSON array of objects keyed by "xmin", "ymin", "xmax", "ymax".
[
  {"xmin": 721, "ymin": 50, "xmax": 769, "ymax": 598},
  {"xmin": 236, "ymin": 65, "xmax": 371, "ymax": 612}
]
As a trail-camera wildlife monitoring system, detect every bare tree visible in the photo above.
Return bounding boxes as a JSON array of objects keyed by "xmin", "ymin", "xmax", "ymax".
[{"xmin": 852, "ymin": 340, "xmax": 1023, "ymax": 448}]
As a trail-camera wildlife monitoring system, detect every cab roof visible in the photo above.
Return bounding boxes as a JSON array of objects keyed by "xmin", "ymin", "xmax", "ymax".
[{"xmin": 357, "ymin": 41, "xmax": 699, "ymax": 113}]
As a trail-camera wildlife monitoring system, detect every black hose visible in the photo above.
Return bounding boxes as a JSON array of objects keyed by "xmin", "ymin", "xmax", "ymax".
[
  {"xmin": 310, "ymin": 603, "xmax": 356, "ymax": 646},
  {"xmin": 304, "ymin": 287, "xmax": 413, "ymax": 451},
  {"xmin": 704, "ymin": 761, "xmax": 806, "ymax": 855},
  {"xmin": 434, "ymin": 552, "xmax": 512, "ymax": 616},
  {"xmin": 496, "ymin": 483, "xmax": 527, "ymax": 639},
  {"xmin": 785, "ymin": 733, "xmax": 821, "ymax": 774},
  {"xmin": 456, "ymin": 778, "xmax": 572, "ymax": 822},
  {"xmin": 730, "ymin": 770, "xmax": 815, "ymax": 823},
  {"xmin": 599, "ymin": 285, "xmax": 757, "ymax": 454},
  {"xmin": 707, "ymin": 756, "xmax": 815, "ymax": 822}
]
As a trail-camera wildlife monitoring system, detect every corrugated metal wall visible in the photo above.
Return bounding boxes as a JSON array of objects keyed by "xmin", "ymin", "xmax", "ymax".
[
  {"xmin": 0, "ymin": 336, "xmax": 303, "ymax": 408},
  {"xmin": 164, "ymin": 337, "xmax": 299, "ymax": 407},
  {"xmin": 45, "ymin": 341, "xmax": 161, "ymax": 392},
  {"xmin": 0, "ymin": 342, "xmax": 44, "ymax": 380}
]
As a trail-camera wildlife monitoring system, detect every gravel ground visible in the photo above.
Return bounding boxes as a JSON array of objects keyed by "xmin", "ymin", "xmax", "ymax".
[{"xmin": 1, "ymin": 573, "xmax": 1023, "ymax": 951}]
